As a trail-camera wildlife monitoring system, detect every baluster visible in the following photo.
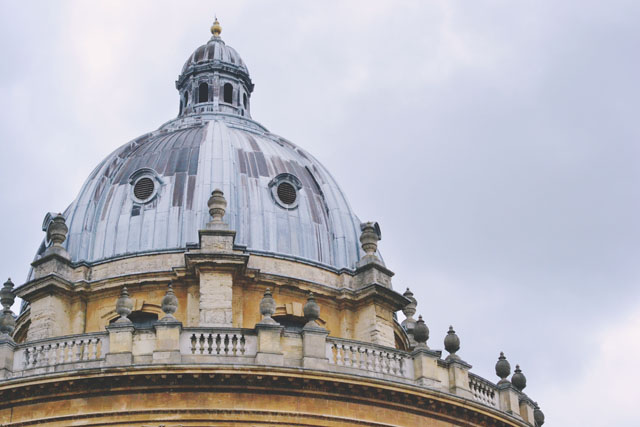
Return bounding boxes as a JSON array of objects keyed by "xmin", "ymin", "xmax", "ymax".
[
  {"xmin": 197, "ymin": 334, "xmax": 204, "ymax": 354},
  {"xmin": 344, "ymin": 345, "xmax": 352, "ymax": 367},
  {"xmin": 81, "ymin": 339, "xmax": 89, "ymax": 360},
  {"xmin": 24, "ymin": 348, "xmax": 31, "ymax": 369},
  {"xmin": 190, "ymin": 334, "xmax": 197, "ymax": 354},
  {"xmin": 389, "ymin": 353, "xmax": 397, "ymax": 375},
  {"xmin": 75, "ymin": 340, "xmax": 83, "ymax": 362},
  {"xmin": 214, "ymin": 334, "xmax": 221, "ymax": 355},
  {"xmin": 33, "ymin": 346, "xmax": 39, "ymax": 368},
  {"xmin": 91, "ymin": 338, "xmax": 98, "ymax": 360},
  {"xmin": 223, "ymin": 334, "xmax": 230, "ymax": 355},
  {"xmin": 370, "ymin": 350, "xmax": 378, "ymax": 372},
  {"xmin": 40, "ymin": 345, "xmax": 48, "ymax": 367},
  {"xmin": 49, "ymin": 343, "xmax": 58, "ymax": 366},
  {"xmin": 240, "ymin": 334, "xmax": 246, "ymax": 355},
  {"xmin": 351, "ymin": 346, "xmax": 359, "ymax": 368},
  {"xmin": 398, "ymin": 355, "xmax": 405, "ymax": 377},
  {"xmin": 231, "ymin": 334, "xmax": 238, "ymax": 355},
  {"xmin": 329, "ymin": 343, "xmax": 338, "ymax": 365},
  {"xmin": 339, "ymin": 345, "xmax": 347, "ymax": 366}
]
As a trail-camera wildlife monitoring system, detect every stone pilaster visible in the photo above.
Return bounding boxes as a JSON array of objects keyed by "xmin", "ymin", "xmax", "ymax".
[
  {"xmin": 185, "ymin": 190, "xmax": 248, "ymax": 327},
  {"xmin": 411, "ymin": 348, "xmax": 442, "ymax": 387},
  {"xmin": 16, "ymin": 276, "xmax": 75, "ymax": 341},
  {"xmin": 498, "ymin": 383, "xmax": 524, "ymax": 419},
  {"xmin": 447, "ymin": 359, "xmax": 474, "ymax": 399},
  {"xmin": 351, "ymin": 284, "xmax": 410, "ymax": 347},
  {"xmin": 0, "ymin": 337, "xmax": 16, "ymax": 380},
  {"xmin": 105, "ymin": 323, "xmax": 134, "ymax": 365},
  {"xmin": 153, "ymin": 320, "xmax": 182, "ymax": 364},
  {"xmin": 519, "ymin": 396, "xmax": 536, "ymax": 426},
  {"xmin": 255, "ymin": 323, "xmax": 284, "ymax": 366}
]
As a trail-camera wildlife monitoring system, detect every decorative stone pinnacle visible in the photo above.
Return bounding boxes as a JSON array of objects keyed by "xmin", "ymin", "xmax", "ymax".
[
  {"xmin": 359, "ymin": 222, "xmax": 380, "ymax": 259},
  {"xmin": 444, "ymin": 325, "xmax": 461, "ymax": 360},
  {"xmin": 207, "ymin": 189, "xmax": 227, "ymax": 223},
  {"xmin": 258, "ymin": 288, "xmax": 277, "ymax": 325},
  {"xmin": 511, "ymin": 364, "xmax": 527, "ymax": 392},
  {"xmin": 0, "ymin": 278, "xmax": 15, "ymax": 311},
  {"xmin": 303, "ymin": 292, "xmax": 321, "ymax": 328},
  {"xmin": 495, "ymin": 351, "xmax": 511, "ymax": 384},
  {"xmin": 47, "ymin": 213, "xmax": 68, "ymax": 247},
  {"xmin": 0, "ymin": 278, "xmax": 16, "ymax": 337},
  {"xmin": 413, "ymin": 315, "xmax": 430, "ymax": 349},
  {"xmin": 402, "ymin": 288, "xmax": 417, "ymax": 319},
  {"xmin": 161, "ymin": 282, "xmax": 179, "ymax": 320},
  {"xmin": 115, "ymin": 286, "xmax": 133, "ymax": 324}
]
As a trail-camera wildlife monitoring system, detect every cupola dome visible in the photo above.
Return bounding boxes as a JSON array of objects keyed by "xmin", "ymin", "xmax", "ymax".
[
  {"xmin": 176, "ymin": 19, "xmax": 253, "ymax": 119},
  {"xmin": 31, "ymin": 20, "xmax": 370, "ymax": 275}
]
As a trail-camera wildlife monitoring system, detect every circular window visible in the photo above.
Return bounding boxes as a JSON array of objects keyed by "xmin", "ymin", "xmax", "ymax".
[
  {"xmin": 277, "ymin": 182, "xmax": 297, "ymax": 205},
  {"xmin": 269, "ymin": 173, "xmax": 302, "ymax": 210},
  {"xmin": 133, "ymin": 177, "xmax": 155, "ymax": 201}
]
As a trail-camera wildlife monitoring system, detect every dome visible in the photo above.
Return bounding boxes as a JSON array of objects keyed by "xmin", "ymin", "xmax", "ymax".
[
  {"xmin": 180, "ymin": 36, "xmax": 249, "ymax": 76},
  {"xmin": 34, "ymin": 22, "xmax": 369, "ymax": 272}
]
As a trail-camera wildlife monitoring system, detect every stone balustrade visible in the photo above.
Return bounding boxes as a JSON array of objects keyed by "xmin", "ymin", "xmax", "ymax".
[
  {"xmin": 0, "ymin": 326, "xmax": 538, "ymax": 426},
  {"xmin": 11, "ymin": 332, "xmax": 108, "ymax": 376},
  {"xmin": 469, "ymin": 372, "xmax": 499, "ymax": 408},
  {"xmin": 180, "ymin": 328, "xmax": 257, "ymax": 361},
  {"xmin": 327, "ymin": 337, "xmax": 413, "ymax": 380}
]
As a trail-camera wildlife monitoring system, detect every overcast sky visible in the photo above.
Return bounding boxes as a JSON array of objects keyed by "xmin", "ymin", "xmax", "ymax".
[{"xmin": 1, "ymin": 1, "xmax": 638, "ymax": 425}]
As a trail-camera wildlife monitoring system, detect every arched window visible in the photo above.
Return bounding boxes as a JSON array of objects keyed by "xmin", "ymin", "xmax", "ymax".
[
  {"xmin": 243, "ymin": 93, "xmax": 247, "ymax": 108},
  {"xmin": 198, "ymin": 82, "xmax": 209, "ymax": 103},
  {"xmin": 109, "ymin": 311, "xmax": 158, "ymax": 328},
  {"xmin": 184, "ymin": 91, "xmax": 189, "ymax": 107},
  {"xmin": 223, "ymin": 83, "xmax": 233, "ymax": 104}
]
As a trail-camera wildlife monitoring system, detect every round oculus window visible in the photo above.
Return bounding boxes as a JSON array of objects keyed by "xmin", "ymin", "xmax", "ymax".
[
  {"xmin": 277, "ymin": 182, "xmax": 297, "ymax": 205},
  {"xmin": 133, "ymin": 177, "xmax": 155, "ymax": 201}
]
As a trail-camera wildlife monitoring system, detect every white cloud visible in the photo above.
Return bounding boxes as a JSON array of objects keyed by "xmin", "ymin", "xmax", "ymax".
[{"xmin": 541, "ymin": 301, "xmax": 640, "ymax": 426}]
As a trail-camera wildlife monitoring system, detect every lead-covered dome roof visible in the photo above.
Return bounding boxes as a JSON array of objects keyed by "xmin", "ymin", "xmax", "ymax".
[{"xmin": 35, "ymin": 21, "xmax": 368, "ymax": 272}]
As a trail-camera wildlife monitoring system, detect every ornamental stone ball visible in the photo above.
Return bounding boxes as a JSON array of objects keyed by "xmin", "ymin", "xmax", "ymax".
[
  {"xmin": 303, "ymin": 292, "xmax": 321, "ymax": 327},
  {"xmin": 444, "ymin": 325, "xmax": 460, "ymax": 360},
  {"xmin": 161, "ymin": 282, "xmax": 178, "ymax": 319},
  {"xmin": 511, "ymin": 364, "xmax": 527, "ymax": 391},
  {"xmin": 533, "ymin": 404, "xmax": 545, "ymax": 426},
  {"xmin": 413, "ymin": 315, "xmax": 429, "ymax": 349},
  {"xmin": 495, "ymin": 352, "xmax": 511, "ymax": 384},
  {"xmin": 208, "ymin": 189, "xmax": 227, "ymax": 223},
  {"xmin": 259, "ymin": 288, "xmax": 277, "ymax": 324},
  {"xmin": 359, "ymin": 222, "xmax": 380, "ymax": 258},
  {"xmin": 47, "ymin": 213, "xmax": 68, "ymax": 246},
  {"xmin": 115, "ymin": 287, "xmax": 134, "ymax": 324}
]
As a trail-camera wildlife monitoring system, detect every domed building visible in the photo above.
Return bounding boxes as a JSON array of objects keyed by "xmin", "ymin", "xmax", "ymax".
[{"xmin": 0, "ymin": 20, "xmax": 545, "ymax": 426}]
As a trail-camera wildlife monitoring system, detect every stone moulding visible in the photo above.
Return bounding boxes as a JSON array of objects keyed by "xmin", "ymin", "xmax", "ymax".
[{"xmin": 0, "ymin": 366, "xmax": 529, "ymax": 427}]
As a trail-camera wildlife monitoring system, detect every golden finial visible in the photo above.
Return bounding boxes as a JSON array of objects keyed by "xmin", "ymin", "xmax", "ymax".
[{"xmin": 211, "ymin": 17, "xmax": 222, "ymax": 37}]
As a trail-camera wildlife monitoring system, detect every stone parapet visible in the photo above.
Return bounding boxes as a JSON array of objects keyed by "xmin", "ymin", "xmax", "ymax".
[{"xmin": 1, "ymin": 327, "xmax": 537, "ymax": 425}]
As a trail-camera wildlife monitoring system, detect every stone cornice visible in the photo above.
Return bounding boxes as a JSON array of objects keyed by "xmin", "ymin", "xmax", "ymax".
[
  {"xmin": 0, "ymin": 365, "xmax": 532, "ymax": 427},
  {"xmin": 14, "ymin": 274, "xmax": 83, "ymax": 301}
]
